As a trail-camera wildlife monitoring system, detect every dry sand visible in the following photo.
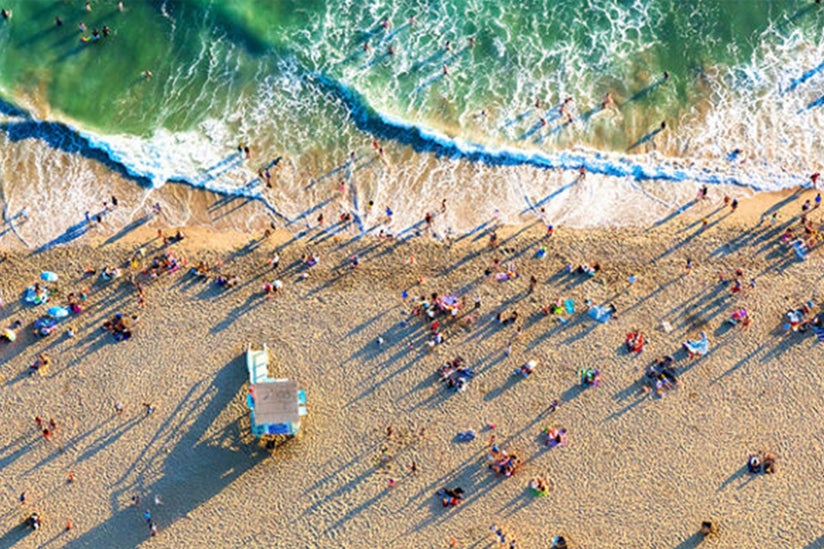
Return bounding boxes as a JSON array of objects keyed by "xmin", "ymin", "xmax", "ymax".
[{"xmin": 0, "ymin": 188, "xmax": 822, "ymax": 548}]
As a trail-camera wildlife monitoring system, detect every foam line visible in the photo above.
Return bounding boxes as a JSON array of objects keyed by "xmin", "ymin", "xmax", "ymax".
[
  {"xmin": 783, "ymin": 60, "xmax": 824, "ymax": 94},
  {"xmin": 312, "ymin": 73, "xmax": 806, "ymax": 191}
]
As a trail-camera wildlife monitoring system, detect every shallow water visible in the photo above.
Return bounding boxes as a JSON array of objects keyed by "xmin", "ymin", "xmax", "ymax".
[{"xmin": 0, "ymin": 0, "xmax": 822, "ymax": 247}]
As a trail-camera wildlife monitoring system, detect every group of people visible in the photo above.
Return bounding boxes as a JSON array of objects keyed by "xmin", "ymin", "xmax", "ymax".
[
  {"xmin": 784, "ymin": 300, "xmax": 820, "ymax": 333},
  {"xmin": 437, "ymin": 356, "xmax": 474, "ymax": 391},
  {"xmin": 102, "ymin": 313, "xmax": 133, "ymax": 341},
  {"xmin": 543, "ymin": 426, "xmax": 568, "ymax": 448},
  {"xmin": 643, "ymin": 355, "xmax": 679, "ymax": 396},
  {"xmin": 489, "ymin": 445, "xmax": 521, "ymax": 477},
  {"xmin": 747, "ymin": 451, "xmax": 777, "ymax": 475}
]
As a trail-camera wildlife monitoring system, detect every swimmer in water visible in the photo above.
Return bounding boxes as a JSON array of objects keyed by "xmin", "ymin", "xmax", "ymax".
[
  {"xmin": 663, "ymin": 71, "xmax": 670, "ymax": 81},
  {"xmin": 0, "ymin": 8, "xmax": 9, "ymax": 20},
  {"xmin": 388, "ymin": 44, "xmax": 395, "ymax": 55},
  {"xmin": 442, "ymin": 64, "xmax": 449, "ymax": 76},
  {"xmin": 535, "ymin": 98, "xmax": 542, "ymax": 109},
  {"xmin": 55, "ymin": 16, "xmax": 63, "ymax": 26},
  {"xmin": 382, "ymin": 17, "xmax": 391, "ymax": 30},
  {"xmin": 363, "ymin": 41, "xmax": 370, "ymax": 52},
  {"xmin": 445, "ymin": 40, "xmax": 451, "ymax": 52},
  {"xmin": 468, "ymin": 36, "xmax": 476, "ymax": 48},
  {"xmin": 660, "ymin": 120, "xmax": 667, "ymax": 130},
  {"xmin": 559, "ymin": 97, "xmax": 573, "ymax": 124},
  {"xmin": 79, "ymin": 22, "xmax": 87, "ymax": 32},
  {"xmin": 142, "ymin": 70, "xmax": 153, "ymax": 79},
  {"xmin": 409, "ymin": 16, "xmax": 416, "ymax": 26},
  {"xmin": 601, "ymin": 92, "xmax": 614, "ymax": 109}
]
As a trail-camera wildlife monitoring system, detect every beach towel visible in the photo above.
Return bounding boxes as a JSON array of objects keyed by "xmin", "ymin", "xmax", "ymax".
[
  {"xmin": 792, "ymin": 239, "xmax": 807, "ymax": 260},
  {"xmin": 684, "ymin": 332, "xmax": 709, "ymax": 356},
  {"xmin": 564, "ymin": 299, "xmax": 575, "ymax": 314},
  {"xmin": 588, "ymin": 305, "xmax": 611, "ymax": 323}
]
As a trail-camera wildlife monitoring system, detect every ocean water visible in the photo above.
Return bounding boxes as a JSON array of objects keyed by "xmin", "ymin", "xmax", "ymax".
[{"xmin": 0, "ymin": 0, "xmax": 822, "ymax": 248}]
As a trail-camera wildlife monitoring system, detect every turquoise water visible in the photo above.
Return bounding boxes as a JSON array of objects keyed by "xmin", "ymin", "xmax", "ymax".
[{"xmin": 0, "ymin": 0, "xmax": 822, "ymax": 245}]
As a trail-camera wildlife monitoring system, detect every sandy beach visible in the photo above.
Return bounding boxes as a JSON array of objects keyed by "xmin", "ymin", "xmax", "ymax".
[{"xmin": 0, "ymin": 188, "xmax": 822, "ymax": 548}]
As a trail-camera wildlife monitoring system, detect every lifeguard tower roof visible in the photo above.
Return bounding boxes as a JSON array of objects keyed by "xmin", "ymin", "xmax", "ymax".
[{"xmin": 251, "ymin": 380, "xmax": 300, "ymax": 426}]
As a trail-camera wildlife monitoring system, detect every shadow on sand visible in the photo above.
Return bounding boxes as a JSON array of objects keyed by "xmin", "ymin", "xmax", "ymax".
[{"xmin": 63, "ymin": 356, "xmax": 266, "ymax": 548}]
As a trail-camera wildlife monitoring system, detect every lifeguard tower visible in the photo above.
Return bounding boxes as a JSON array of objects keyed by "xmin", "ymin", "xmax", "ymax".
[{"xmin": 246, "ymin": 343, "xmax": 307, "ymax": 439}]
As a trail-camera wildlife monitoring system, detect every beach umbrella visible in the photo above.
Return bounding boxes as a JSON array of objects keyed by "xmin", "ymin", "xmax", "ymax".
[
  {"xmin": 2, "ymin": 328, "xmax": 15, "ymax": 342},
  {"xmin": 40, "ymin": 271, "xmax": 59, "ymax": 282},
  {"xmin": 46, "ymin": 306, "xmax": 69, "ymax": 319}
]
